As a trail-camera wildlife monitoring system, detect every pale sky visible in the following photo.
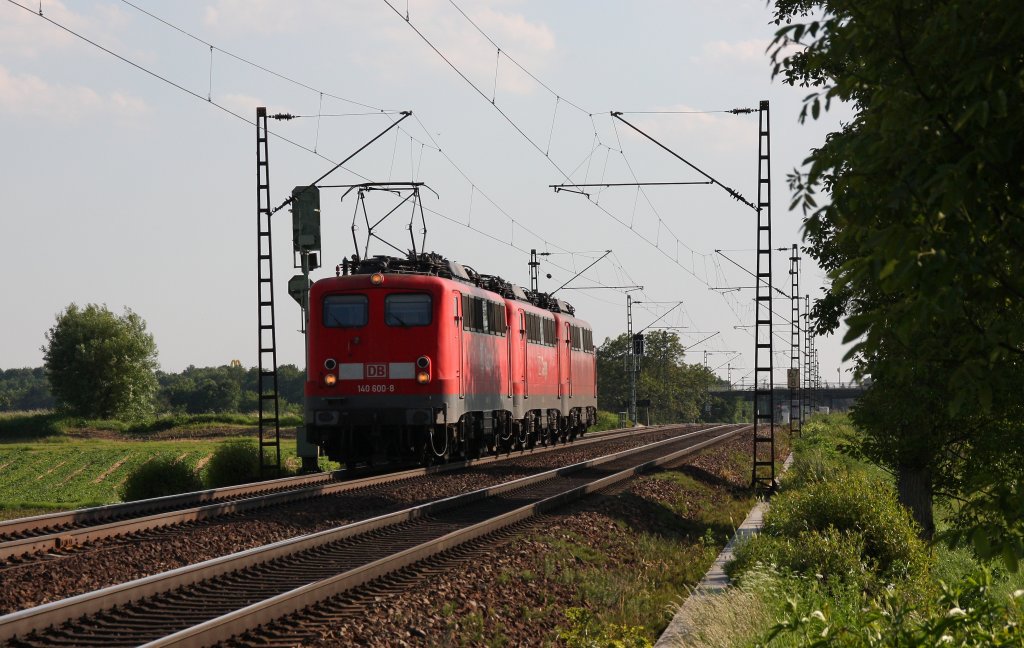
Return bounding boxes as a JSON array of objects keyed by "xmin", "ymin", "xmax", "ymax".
[{"xmin": 1, "ymin": 0, "xmax": 853, "ymax": 387}]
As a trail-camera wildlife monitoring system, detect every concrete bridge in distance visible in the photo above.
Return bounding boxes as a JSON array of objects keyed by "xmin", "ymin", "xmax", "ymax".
[{"xmin": 709, "ymin": 382, "xmax": 868, "ymax": 414}]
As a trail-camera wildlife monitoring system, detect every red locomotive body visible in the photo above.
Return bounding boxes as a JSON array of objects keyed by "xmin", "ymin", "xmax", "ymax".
[{"xmin": 303, "ymin": 254, "xmax": 597, "ymax": 468}]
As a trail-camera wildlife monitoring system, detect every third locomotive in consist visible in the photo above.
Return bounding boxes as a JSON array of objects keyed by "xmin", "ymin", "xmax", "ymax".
[{"xmin": 302, "ymin": 252, "xmax": 598, "ymax": 470}]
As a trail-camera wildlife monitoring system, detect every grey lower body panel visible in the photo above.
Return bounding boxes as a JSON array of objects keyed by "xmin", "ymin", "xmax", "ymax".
[{"xmin": 304, "ymin": 392, "xmax": 598, "ymax": 463}]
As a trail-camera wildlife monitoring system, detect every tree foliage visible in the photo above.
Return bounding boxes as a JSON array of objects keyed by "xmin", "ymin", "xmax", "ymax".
[
  {"xmin": 42, "ymin": 304, "xmax": 159, "ymax": 419},
  {"xmin": 771, "ymin": 0, "xmax": 1024, "ymax": 553},
  {"xmin": 596, "ymin": 330, "xmax": 721, "ymax": 423},
  {"xmin": 0, "ymin": 368, "xmax": 54, "ymax": 411},
  {"xmin": 156, "ymin": 364, "xmax": 304, "ymax": 414},
  {"xmin": 0, "ymin": 361, "xmax": 307, "ymax": 416}
]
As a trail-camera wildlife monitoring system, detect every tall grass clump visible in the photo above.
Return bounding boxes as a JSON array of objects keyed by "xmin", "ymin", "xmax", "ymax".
[
  {"xmin": 203, "ymin": 440, "xmax": 261, "ymax": 487},
  {"xmin": 592, "ymin": 410, "xmax": 629, "ymax": 432},
  {"xmin": 121, "ymin": 457, "xmax": 202, "ymax": 501}
]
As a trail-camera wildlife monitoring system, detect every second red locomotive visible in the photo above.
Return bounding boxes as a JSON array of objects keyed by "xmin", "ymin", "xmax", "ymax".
[{"xmin": 302, "ymin": 253, "xmax": 598, "ymax": 469}]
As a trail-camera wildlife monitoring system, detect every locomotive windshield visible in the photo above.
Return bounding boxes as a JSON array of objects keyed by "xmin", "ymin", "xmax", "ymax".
[
  {"xmin": 385, "ymin": 293, "xmax": 432, "ymax": 327},
  {"xmin": 323, "ymin": 294, "xmax": 368, "ymax": 327}
]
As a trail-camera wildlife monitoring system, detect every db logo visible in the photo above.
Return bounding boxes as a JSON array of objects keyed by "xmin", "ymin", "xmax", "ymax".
[{"xmin": 366, "ymin": 364, "xmax": 387, "ymax": 379}]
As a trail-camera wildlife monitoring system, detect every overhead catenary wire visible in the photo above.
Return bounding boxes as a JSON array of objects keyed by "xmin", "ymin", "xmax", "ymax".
[
  {"xmin": 83, "ymin": 0, "xmax": 601, "ymax": 273},
  {"xmin": 381, "ymin": 0, "xmax": 765, "ymax": 357},
  {"xmin": 445, "ymin": 0, "xmax": 590, "ymax": 117},
  {"xmin": 26, "ymin": 0, "xmax": 781, "ymax": 374},
  {"xmin": 3, "ymin": 0, "xmax": 377, "ymax": 183},
  {"xmin": 8, "ymin": 0, "xmax": 600, "ymax": 290},
  {"xmin": 118, "ymin": 0, "xmax": 397, "ymax": 113}
]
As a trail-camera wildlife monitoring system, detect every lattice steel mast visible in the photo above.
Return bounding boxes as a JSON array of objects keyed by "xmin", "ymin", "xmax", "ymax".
[
  {"xmin": 789, "ymin": 244, "xmax": 801, "ymax": 436},
  {"xmin": 255, "ymin": 107, "xmax": 281, "ymax": 475},
  {"xmin": 752, "ymin": 100, "xmax": 775, "ymax": 489}
]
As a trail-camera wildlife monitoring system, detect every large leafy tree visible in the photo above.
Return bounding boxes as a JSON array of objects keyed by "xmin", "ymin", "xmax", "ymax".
[
  {"xmin": 43, "ymin": 304, "xmax": 159, "ymax": 419},
  {"xmin": 771, "ymin": 0, "xmax": 1024, "ymax": 549}
]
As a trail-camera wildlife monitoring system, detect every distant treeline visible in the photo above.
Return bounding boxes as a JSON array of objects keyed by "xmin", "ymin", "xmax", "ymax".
[{"xmin": 0, "ymin": 365, "xmax": 306, "ymax": 414}]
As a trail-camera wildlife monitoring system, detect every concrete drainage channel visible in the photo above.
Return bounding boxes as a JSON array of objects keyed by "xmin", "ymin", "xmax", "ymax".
[
  {"xmin": 654, "ymin": 451, "xmax": 794, "ymax": 647},
  {"xmin": 0, "ymin": 424, "xmax": 747, "ymax": 647}
]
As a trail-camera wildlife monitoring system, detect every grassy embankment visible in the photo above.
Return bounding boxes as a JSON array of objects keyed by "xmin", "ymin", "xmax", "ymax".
[
  {"xmin": 677, "ymin": 414, "xmax": 1024, "ymax": 647},
  {"xmin": 0, "ymin": 410, "xmax": 307, "ymax": 520}
]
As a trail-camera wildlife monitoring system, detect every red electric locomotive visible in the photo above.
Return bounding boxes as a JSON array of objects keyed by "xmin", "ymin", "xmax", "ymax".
[{"xmin": 301, "ymin": 253, "xmax": 597, "ymax": 469}]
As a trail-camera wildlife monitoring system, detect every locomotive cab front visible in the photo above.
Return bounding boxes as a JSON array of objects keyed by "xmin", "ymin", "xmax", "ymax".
[{"xmin": 304, "ymin": 273, "xmax": 453, "ymax": 468}]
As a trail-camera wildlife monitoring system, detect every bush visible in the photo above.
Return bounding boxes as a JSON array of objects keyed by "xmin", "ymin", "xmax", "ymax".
[
  {"xmin": 592, "ymin": 410, "xmax": 628, "ymax": 432},
  {"xmin": 121, "ymin": 457, "xmax": 202, "ymax": 501},
  {"xmin": 765, "ymin": 569, "xmax": 1024, "ymax": 646},
  {"xmin": 767, "ymin": 473, "xmax": 928, "ymax": 579},
  {"xmin": 730, "ymin": 471, "xmax": 930, "ymax": 593},
  {"xmin": 203, "ymin": 440, "xmax": 261, "ymax": 487},
  {"xmin": 732, "ymin": 526, "xmax": 869, "ymax": 591},
  {"xmin": 558, "ymin": 607, "xmax": 652, "ymax": 648}
]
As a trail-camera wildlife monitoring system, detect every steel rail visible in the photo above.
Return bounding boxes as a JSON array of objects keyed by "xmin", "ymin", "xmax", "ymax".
[
  {"xmin": 0, "ymin": 424, "xmax": 745, "ymax": 644},
  {"xmin": 147, "ymin": 425, "xmax": 747, "ymax": 648},
  {"xmin": 0, "ymin": 423, "xmax": 682, "ymax": 561}
]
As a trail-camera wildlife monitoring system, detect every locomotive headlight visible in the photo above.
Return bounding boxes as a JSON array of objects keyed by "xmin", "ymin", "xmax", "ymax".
[
  {"xmin": 370, "ymin": 273, "xmax": 384, "ymax": 285},
  {"xmin": 415, "ymin": 356, "xmax": 431, "ymax": 383},
  {"xmin": 323, "ymin": 373, "xmax": 337, "ymax": 386}
]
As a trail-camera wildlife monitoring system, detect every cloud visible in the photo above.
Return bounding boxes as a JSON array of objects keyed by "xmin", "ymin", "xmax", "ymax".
[
  {"xmin": 198, "ymin": 0, "xmax": 555, "ymax": 96},
  {"xmin": 201, "ymin": 0, "xmax": 306, "ymax": 35},
  {"xmin": 464, "ymin": 6, "xmax": 556, "ymax": 95},
  {"xmin": 616, "ymin": 103, "xmax": 758, "ymax": 166},
  {"xmin": 0, "ymin": 0, "xmax": 131, "ymax": 59},
  {"xmin": 365, "ymin": 1, "xmax": 556, "ymax": 96},
  {"xmin": 693, "ymin": 38, "xmax": 802, "ymax": 71},
  {"xmin": 0, "ymin": 65, "xmax": 148, "ymax": 122},
  {"xmin": 696, "ymin": 39, "xmax": 772, "ymax": 66},
  {"xmin": 219, "ymin": 92, "xmax": 265, "ymax": 118}
]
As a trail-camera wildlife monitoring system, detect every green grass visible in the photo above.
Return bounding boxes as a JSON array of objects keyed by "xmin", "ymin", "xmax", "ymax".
[
  {"xmin": 0, "ymin": 410, "xmax": 303, "ymax": 442},
  {"xmin": 532, "ymin": 445, "xmax": 760, "ymax": 643},
  {"xmin": 0, "ymin": 439, "xmax": 221, "ymax": 513},
  {"xmin": 0, "ymin": 437, "xmax": 323, "ymax": 517}
]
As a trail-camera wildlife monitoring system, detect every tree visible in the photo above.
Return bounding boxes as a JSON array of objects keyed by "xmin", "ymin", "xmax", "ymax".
[
  {"xmin": 596, "ymin": 330, "xmax": 718, "ymax": 424},
  {"xmin": 43, "ymin": 304, "xmax": 159, "ymax": 419},
  {"xmin": 0, "ymin": 368, "xmax": 54, "ymax": 411},
  {"xmin": 771, "ymin": 0, "xmax": 1024, "ymax": 549}
]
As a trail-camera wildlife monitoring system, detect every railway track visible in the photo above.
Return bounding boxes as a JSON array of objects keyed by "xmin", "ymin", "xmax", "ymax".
[
  {"xmin": 0, "ymin": 423, "xmax": 747, "ymax": 647},
  {"xmin": 0, "ymin": 424, "xmax": 694, "ymax": 564}
]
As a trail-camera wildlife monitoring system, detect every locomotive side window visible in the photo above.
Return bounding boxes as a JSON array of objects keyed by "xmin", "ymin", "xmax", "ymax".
[
  {"xmin": 486, "ymin": 301, "xmax": 507, "ymax": 336},
  {"xmin": 542, "ymin": 318, "xmax": 556, "ymax": 345},
  {"xmin": 570, "ymin": 325, "xmax": 583, "ymax": 350},
  {"xmin": 323, "ymin": 294, "xmax": 368, "ymax": 327},
  {"xmin": 461, "ymin": 296, "xmax": 507, "ymax": 336},
  {"xmin": 524, "ymin": 313, "xmax": 556, "ymax": 346},
  {"xmin": 385, "ymin": 293, "xmax": 432, "ymax": 327},
  {"xmin": 525, "ymin": 313, "xmax": 539, "ymax": 343},
  {"xmin": 462, "ymin": 295, "xmax": 482, "ymax": 332}
]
